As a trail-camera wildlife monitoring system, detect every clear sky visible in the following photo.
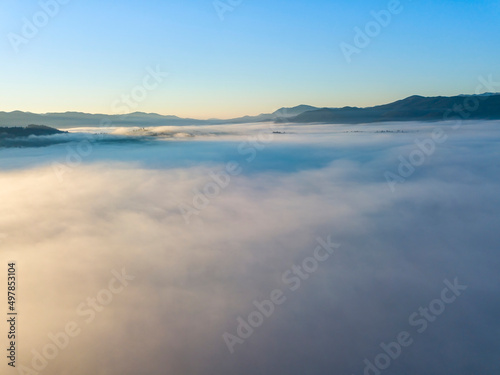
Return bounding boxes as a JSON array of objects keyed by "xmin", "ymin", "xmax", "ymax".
[{"xmin": 0, "ymin": 0, "xmax": 499, "ymax": 119}]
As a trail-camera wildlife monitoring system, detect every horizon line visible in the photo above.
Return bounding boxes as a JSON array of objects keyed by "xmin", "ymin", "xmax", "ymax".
[{"xmin": 1, "ymin": 92, "xmax": 498, "ymax": 121}]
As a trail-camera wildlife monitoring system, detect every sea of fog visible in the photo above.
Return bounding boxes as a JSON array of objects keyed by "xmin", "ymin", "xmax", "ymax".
[{"xmin": 1, "ymin": 120, "xmax": 499, "ymax": 375}]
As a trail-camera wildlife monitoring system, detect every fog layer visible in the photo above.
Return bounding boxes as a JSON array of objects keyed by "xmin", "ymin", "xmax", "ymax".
[{"xmin": 1, "ymin": 121, "xmax": 499, "ymax": 375}]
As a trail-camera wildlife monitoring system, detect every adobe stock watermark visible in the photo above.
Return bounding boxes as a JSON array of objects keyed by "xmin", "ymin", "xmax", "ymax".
[
  {"xmin": 16, "ymin": 268, "xmax": 134, "ymax": 375},
  {"xmin": 222, "ymin": 235, "xmax": 340, "ymax": 354},
  {"xmin": 178, "ymin": 120, "xmax": 286, "ymax": 224},
  {"xmin": 8, "ymin": 0, "xmax": 71, "ymax": 54},
  {"xmin": 110, "ymin": 65, "xmax": 169, "ymax": 114},
  {"xmin": 51, "ymin": 65, "xmax": 169, "ymax": 182},
  {"xmin": 384, "ymin": 74, "xmax": 500, "ymax": 192},
  {"xmin": 340, "ymin": 0, "xmax": 404, "ymax": 63},
  {"xmin": 213, "ymin": 0, "xmax": 244, "ymax": 21},
  {"xmin": 355, "ymin": 277, "xmax": 467, "ymax": 375}
]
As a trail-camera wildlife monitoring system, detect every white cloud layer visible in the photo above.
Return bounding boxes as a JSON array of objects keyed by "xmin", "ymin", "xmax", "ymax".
[{"xmin": 1, "ymin": 121, "xmax": 499, "ymax": 374}]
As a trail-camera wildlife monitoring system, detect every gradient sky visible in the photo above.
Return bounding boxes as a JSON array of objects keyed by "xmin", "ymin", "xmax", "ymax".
[{"xmin": 1, "ymin": 0, "xmax": 499, "ymax": 119}]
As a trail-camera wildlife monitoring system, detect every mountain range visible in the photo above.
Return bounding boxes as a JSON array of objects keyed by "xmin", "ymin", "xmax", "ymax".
[{"xmin": 1, "ymin": 93, "xmax": 499, "ymax": 129}]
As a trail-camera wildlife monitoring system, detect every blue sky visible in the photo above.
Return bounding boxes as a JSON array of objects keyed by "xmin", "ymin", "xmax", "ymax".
[{"xmin": 0, "ymin": 0, "xmax": 499, "ymax": 118}]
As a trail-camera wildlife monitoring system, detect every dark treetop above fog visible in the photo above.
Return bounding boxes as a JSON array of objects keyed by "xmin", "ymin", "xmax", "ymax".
[{"xmin": 0, "ymin": 124, "xmax": 66, "ymax": 137}]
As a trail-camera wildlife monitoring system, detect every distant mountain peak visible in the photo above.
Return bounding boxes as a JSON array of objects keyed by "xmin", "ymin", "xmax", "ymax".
[
  {"xmin": 2, "ymin": 93, "xmax": 500, "ymax": 128},
  {"xmin": 286, "ymin": 93, "xmax": 500, "ymax": 124}
]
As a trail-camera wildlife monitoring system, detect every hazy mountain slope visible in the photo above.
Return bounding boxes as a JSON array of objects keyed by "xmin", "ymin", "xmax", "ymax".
[
  {"xmin": 287, "ymin": 94, "xmax": 500, "ymax": 124},
  {"xmin": 1, "ymin": 94, "xmax": 499, "ymax": 129}
]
